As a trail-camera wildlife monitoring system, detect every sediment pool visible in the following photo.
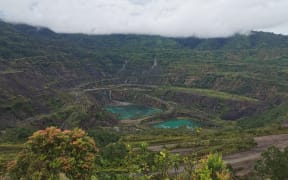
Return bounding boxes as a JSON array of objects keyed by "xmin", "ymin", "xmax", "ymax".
[{"xmin": 154, "ymin": 119, "xmax": 200, "ymax": 129}]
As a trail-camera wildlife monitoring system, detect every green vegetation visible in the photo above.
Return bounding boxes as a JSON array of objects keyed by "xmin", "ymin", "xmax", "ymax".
[
  {"xmin": 160, "ymin": 86, "xmax": 258, "ymax": 102},
  {"xmin": 1, "ymin": 126, "xmax": 288, "ymax": 179},
  {"xmin": 105, "ymin": 105, "xmax": 162, "ymax": 120},
  {"xmin": 193, "ymin": 153, "xmax": 231, "ymax": 180},
  {"xmin": 1, "ymin": 20, "xmax": 288, "ymax": 178},
  {"xmin": 122, "ymin": 128, "xmax": 256, "ymax": 156},
  {"xmin": 0, "ymin": 144, "xmax": 23, "ymax": 176},
  {"xmin": 87, "ymin": 128, "xmax": 120, "ymax": 147},
  {"xmin": 238, "ymin": 102, "xmax": 288, "ymax": 128},
  {"xmin": 254, "ymin": 146, "xmax": 288, "ymax": 180},
  {"xmin": 0, "ymin": 127, "xmax": 35, "ymax": 143},
  {"xmin": 8, "ymin": 127, "xmax": 98, "ymax": 179},
  {"xmin": 1, "ymin": 127, "xmax": 234, "ymax": 179},
  {"xmin": 1, "ymin": 21, "xmax": 288, "ymax": 129}
]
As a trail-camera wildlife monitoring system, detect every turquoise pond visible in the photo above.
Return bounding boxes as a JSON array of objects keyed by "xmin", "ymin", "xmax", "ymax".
[
  {"xmin": 154, "ymin": 119, "xmax": 200, "ymax": 129},
  {"xmin": 105, "ymin": 105, "xmax": 162, "ymax": 120}
]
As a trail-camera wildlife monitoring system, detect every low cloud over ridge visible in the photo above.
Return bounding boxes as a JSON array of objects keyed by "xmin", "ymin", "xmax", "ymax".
[{"xmin": 0, "ymin": 0, "xmax": 288, "ymax": 38}]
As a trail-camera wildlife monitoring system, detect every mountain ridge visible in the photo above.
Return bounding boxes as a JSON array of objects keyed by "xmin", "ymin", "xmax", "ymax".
[{"xmin": 1, "ymin": 20, "xmax": 288, "ymax": 60}]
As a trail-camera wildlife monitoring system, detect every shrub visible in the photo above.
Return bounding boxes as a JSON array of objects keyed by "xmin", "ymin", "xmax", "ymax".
[
  {"xmin": 8, "ymin": 127, "xmax": 98, "ymax": 179},
  {"xmin": 2, "ymin": 127, "xmax": 35, "ymax": 142},
  {"xmin": 193, "ymin": 153, "xmax": 231, "ymax": 180},
  {"xmin": 100, "ymin": 143, "xmax": 128, "ymax": 167},
  {"xmin": 87, "ymin": 129, "xmax": 120, "ymax": 148},
  {"xmin": 255, "ymin": 146, "xmax": 288, "ymax": 180}
]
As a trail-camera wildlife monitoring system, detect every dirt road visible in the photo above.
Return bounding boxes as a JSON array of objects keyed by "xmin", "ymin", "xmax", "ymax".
[
  {"xmin": 223, "ymin": 134, "xmax": 288, "ymax": 176},
  {"xmin": 160, "ymin": 134, "xmax": 288, "ymax": 176}
]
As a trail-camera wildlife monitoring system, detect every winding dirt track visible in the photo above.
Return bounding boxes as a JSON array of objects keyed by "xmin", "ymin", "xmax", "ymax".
[
  {"xmin": 159, "ymin": 134, "xmax": 288, "ymax": 176},
  {"xmin": 223, "ymin": 134, "xmax": 288, "ymax": 176}
]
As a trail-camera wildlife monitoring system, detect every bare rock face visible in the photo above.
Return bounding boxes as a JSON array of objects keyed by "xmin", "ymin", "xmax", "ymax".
[{"xmin": 157, "ymin": 90, "xmax": 261, "ymax": 120}]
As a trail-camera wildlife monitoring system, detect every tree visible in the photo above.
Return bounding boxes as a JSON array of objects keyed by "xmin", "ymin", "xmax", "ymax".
[
  {"xmin": 8, "ymin": 127, "xmax": 98, "ymax": 179},
  {"xmin": 255, "ymin": 146, "xmax": 288, "ymax": 180},
  {"xmin": 87, "ymin": 128, "xmax": 120, "ymax": 148},
  {"xmin": 100, "ymin": 142, "xmax": 128, "ymax": 167}
]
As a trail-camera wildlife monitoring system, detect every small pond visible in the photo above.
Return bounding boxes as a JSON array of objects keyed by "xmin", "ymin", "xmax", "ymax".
[
  {"xmin": 154, "ymin": 119, "xmax": 200, "ymax": 129},
  {"xmin": 105, "ymin": 105, "xmax": 162, "ymax": 120}
]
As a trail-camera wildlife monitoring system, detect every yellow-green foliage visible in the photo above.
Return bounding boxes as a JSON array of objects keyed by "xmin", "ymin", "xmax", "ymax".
[
  {"xmin": 8, "ymin": 127, "xmax": 98, "ymax": 179},
  {"xmin": 192, "ymin": 153, "xmax": 231, "ymax": 180},
  {"xmin": 170, "ymin": 153, "xmax": 232, "ymax": 180}
]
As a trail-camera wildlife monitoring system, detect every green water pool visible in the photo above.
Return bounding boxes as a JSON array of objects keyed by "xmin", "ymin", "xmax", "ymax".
[
  {"xmin": 105, "ymin": 105, "xmax": 162, "ymax": 120},
  {"xmin": 154, "ymin": 119, "xmax": 200, "ymax": 129}
]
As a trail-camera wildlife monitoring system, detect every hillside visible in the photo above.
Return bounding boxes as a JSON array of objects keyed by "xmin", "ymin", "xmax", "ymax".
[
  {"xmin": 2, "ymin": 20, "xmax": 288, "ymax": 178},
  {"xmin": 1, "ymin": 20, "xmax": 288, "ymax": 130}
]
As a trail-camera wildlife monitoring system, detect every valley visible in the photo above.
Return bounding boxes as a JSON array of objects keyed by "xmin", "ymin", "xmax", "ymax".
[{"xmin": 1, "ymin": 21, "xmax": 288, "ymax": 178}]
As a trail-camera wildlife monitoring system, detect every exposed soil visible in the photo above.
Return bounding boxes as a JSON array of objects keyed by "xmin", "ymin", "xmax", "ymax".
[
  {"xmin": 153, "ymin": 134, "xmax": 288, "ymax": 176},
  {"xmin": 223, "ymin": 134, "xmax": 288, "ymax": 176}
]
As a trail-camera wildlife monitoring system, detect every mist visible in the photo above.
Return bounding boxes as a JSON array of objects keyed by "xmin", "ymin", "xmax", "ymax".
[{"xmin": 0, "ymin": 0, "xmax": 288, "ymax": 38}]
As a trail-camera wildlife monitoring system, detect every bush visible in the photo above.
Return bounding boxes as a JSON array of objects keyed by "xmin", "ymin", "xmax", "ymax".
[
  {"xmin": 8, "ymin": 127, "xmax": 98, "ymax": 179},
  {"xmin": 255, "ymin": 146, "xmax": 288, "ymax": 180},
  {"xmin": 100, "ymin": 143, "xmax": 128, "ymax": 167},
  {"xmin": 87, "ymin": 129, "xmax": 120, "ymax": 148},
  {"xmin": 2, "ymin": 127, "xmax": 35, "ymax": 142},
  {"xmin": 193, "ymin": 153, "xmax": 231, "ymax": 180}
]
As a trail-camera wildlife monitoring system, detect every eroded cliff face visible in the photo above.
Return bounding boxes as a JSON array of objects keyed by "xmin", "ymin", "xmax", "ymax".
[{"xmin": 157, "ymin": 91, "xmax": 261, "ymax": 119}]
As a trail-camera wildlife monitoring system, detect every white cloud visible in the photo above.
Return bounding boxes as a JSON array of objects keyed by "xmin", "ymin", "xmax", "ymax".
[{"xmin": 0, "ymin": 0, "xmax": 288, "ymax": 37}]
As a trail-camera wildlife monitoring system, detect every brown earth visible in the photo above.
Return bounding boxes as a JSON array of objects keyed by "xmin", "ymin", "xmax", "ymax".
[
  {"xmin": 223, "ymin": 134, "xmax": 288, "ymax": 176},
  {"xmin": 151, "ymin": 134, "xmax": 288, "ymax": 177}
]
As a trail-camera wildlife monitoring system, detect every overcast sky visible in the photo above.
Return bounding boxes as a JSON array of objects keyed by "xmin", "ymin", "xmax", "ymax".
[{"xmin": 0, "ymin": 0, "xmax": 288, "ymax": 38}]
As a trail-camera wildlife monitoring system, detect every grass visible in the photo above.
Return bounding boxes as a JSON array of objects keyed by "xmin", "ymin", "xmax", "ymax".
[
  {"xmin": 238, "ymin": 102, "xmax": 288, "ymax": 128},
  {"xmin": 1, "ymin": 124, "xmax": 288, "ymax": 177},
  {"xmin": 159, "ymin": 86, "xmax": 258, "ymax": 102},
  {"xmin": 0, "ymin": 143, "xmax": 22, "ymax": 175},
  {"xmin": 121, "ymin": 128, "xmax": 257, "ymax": 156},
  {"xmin": 0, "ymin": 69, "xmax": 23, "ymax": 74}
]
